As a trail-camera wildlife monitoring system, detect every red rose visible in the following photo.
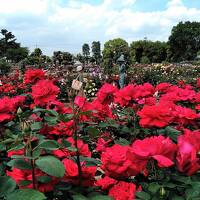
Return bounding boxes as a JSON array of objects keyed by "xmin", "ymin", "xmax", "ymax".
[
  {"xmin": 62, "ymin": 158, "xmax": 96, "ymax": 186},
  {"xmin": 101, "ymin": 144, "xmax": 141, "ymax": 179},
  {"xmin": 176, "ymin": 129, "xmax": 200, "ymax": 175},
  {"xmin": 95, "ymin": 176, "xmax": 118, "ymax": 190},
  {"xmin": 0, "ymin": 97, "xmax": 14, "ymax": 122},
  {"xmin": 114, "ymin": 84, "xmax": 135, "ymax": 106},
  {"xmin": 24, "ymin": 69, "xmax": 45, "ymax": 84},
  {"xmin": 130, "ymin": 135, "xmax": 177, "ymax": 168},
  {"xmin": 108, "ymin": 181, "xmax": 136, "ymax": 200},
  {"xmin": 31, "ymin": 79, "xmax": 60, "ymax": 106},
  {"xmin": 7, "ymin": 168, "xmax": 58, "ymax": 192},
  {"xmin": 49, "ymin": 120, "xmax": 74, "ymax": 136},
  {"xmin": 137, "ymin": 102, "xmax": 174, "ymax": 128},
  {"xmin": 172, "ymin": 105, "xmax": 197, "ymax": 126},
  {"xmin": 96, "ymin": 83, "xmax": 118, "ymax": 105}
]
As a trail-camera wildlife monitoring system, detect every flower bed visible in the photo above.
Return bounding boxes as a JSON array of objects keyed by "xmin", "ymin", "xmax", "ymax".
[{"xmin": 0, "ymin": 68, "xmax": 200, "ymax": 200}]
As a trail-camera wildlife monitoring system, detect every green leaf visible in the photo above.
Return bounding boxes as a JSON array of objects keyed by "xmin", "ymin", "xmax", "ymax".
[
  {"xmin": 135, "ymin": 191, "xmax": 151, "ymax": 200},
  {"xmin": 19, "ymin": 180, "xmax": 32, "ymax": 187},
  {"xmin": 72, "ymin": 194, "xmax": 88, "ymax": 200},
  {"xmin": 79, "ymin": 156, "xmax": 101, "ymax": 166},
  {"xmin": 115, "ymin": 138, "xmax": 130, "ymax": 146},
  {"xmin": 0, "ymin": 176, "xmax": 16, "ymax": 197},
  {"xmin": 35, "ymin": 156, "xmax": 65, "ymax": 178},
  {"xmin": 171, "ymin": 196, "xmax": 184, "ymax": 200},
  {"xmin": 86, "ymin": 126, "xmax": 100, "ymax": 137},
  {"xmin": 6, "ymin": 189, "xmax": 46, "ymax": 200},
  {"xmin": 0, "ymin": 143, "xmax": 6, "ymax": 151},
  {"xmin": 98, "ymin": 122, "xmax": 108, "ymax": 128},
  {"xmin": 37, "ymin": 176, "xmax": 52, "ymax": 183},
  {"xmin": 31, "ymin": 122, "xmax": 43, "ymax": 131},
  {"xmin": 7, "ymin": 159, "xmax": 32, "ymax": 170},
  {"xmin": 89, "ymin": 194, "xmax": 112, "ymax": 200},
  {"xmin": 44, "ymin": 116, "xmax": 57, "ymax": 125},
  {"xmin": 33, "ymin": 108, "xmax": 58, "ymax": 116},
  {"xmin": 148, "ymin": 183, "xmax": 160, "ymax": 194},
  {"xmin": 39, "ymin": 140, "xmax": 59, "ymax": 150},
  {"xmin": 8, "ymin": 144, "xmax": 24, "ymax": 152},
  {"xmin": 61, "ymin": 139, "xmax": 72, "ymax": 148}
]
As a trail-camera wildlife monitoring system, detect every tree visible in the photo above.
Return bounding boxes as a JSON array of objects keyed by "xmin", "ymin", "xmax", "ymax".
[
  {"xmin": 32, "ymin": 48, "xmax": 43, "ymax": 57},
  {"xmin": 53, "ymin": 51, "xmax": 73, "ymax": 65},
  {"xmin": 62, "ymin": 52, "xmax": 73, "ymax": 65},
  {"xmin": 82, "ymin": 43, "xmax": 90, "ymax": 63},
  {"xmin": 168, "ymin": 21, "xmax": 200, "ymax": 62},
  {"xmin": 91, "ymin": 41, "xmax": 101, "ymax": 64},
  {"xmin": 102, "ymin": 38, "xmax": 130, "ymax": 74},
  {"xmin": 6, "ymin": 47, "xmax": 29, "ymax": 63},
  {"xmin": 130, "ymin": 40, "xmax": 167, "ymax": 63},
  {"xmin": 76, "ymin": 53, "xmax": 84, "ymax": 63},
  {"xmin": 0, "ymin": 29, "xmax": 20, "ymax": 58}
]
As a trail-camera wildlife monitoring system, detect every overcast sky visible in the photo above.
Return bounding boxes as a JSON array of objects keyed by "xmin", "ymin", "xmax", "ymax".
[{"xmin": 1, "ymin": 0, "xmax": 200, "ymax": 56}]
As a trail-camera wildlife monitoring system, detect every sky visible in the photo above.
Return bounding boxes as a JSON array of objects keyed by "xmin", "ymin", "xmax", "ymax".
[{"xmin": 1, "ymin": 0, "xmax": 200, "ymax": 56}]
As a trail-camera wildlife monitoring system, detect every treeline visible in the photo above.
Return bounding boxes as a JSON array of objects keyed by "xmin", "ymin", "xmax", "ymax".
[{"xmin": 1, "ymin": 21, "xmax": 200, "ymax": 71}]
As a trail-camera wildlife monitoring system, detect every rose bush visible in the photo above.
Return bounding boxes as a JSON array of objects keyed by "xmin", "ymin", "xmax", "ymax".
[{"xmin": 0, "ymin": 68, "xmax": 200, "ymax": 200}]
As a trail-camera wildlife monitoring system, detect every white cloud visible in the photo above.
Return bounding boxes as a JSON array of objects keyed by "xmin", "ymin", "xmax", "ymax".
[
  {"xmin": 0, "ymin": 0, "xmax": 49, "ymax": 15},
  {"xmin": 1, "ymin": 0, "xmax": 200, "ymax": 55}
]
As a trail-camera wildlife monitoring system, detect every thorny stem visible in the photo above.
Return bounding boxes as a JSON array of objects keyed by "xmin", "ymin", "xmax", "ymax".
[{"xmin": 72, "ymin": 94, "xmax": 82, "ymax": 186}]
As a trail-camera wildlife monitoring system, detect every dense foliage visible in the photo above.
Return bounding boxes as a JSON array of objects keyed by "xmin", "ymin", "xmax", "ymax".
[{"xmin": 0, "ymin": 68, "xmax": 200, "ymax": 200}]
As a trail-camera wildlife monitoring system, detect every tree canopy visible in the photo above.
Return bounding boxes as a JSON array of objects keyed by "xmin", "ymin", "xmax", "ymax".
[{"xmin": 168, "ymin": 21, "xmax": 200, "ymax": 62}]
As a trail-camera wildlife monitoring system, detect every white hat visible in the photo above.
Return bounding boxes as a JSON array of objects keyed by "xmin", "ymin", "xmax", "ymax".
[{"xmin": 76, "ymin": 65, "xmax": 83, "ymax": 72}]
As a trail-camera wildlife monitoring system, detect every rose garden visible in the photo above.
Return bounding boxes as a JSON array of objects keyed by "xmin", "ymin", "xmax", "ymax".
[{"xmin": 0, "ymin": 21, "xmax": 200, "ymax": 200}]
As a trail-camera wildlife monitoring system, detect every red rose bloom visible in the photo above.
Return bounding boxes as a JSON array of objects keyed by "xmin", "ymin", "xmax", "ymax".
[
  {"xmin": 0, "ymin": 97, "xmax": 14, "ymax": 122},
  {"xmin": 176, "ymin": 129, "xmax": 200, "ymax": 175},
  {"xmin": 108, "ymin": 181, "xmax": 136, "ymax": 200},
  {"xmin": 172, "ymin": 105, "xmax": 197, "ymax": 126},
  {"xmin": 7, "ymin": 168, "xmax": 58, "ymax": 192},
  {"xmin": 101, "ymin": 144, "xmax": 141, "ymax": 179},
  {"xmin": 95, "ymin": 176, "xmax": 118, "ymax": 190},
  {"xmin": 130, "ymin": 135, "xmax": 177, "ymax": 168},
  {"xmin": 137, "ymin": 102, "xmax": 174, "ymax": 128},
  {"xmin": 62, "ymin": 159, "xmax": 96, "ymax": 186},
  {"xmin": 49, "ymin": 120, "xmax": 74, "ymax": 136},
  {"xmin": 114, "ymin": 84, "xmax": 135, "ymax": 106},
  {"xmin": 24, "ymin": 69, "xmax": 45, "ymax": 84},
  {"xmin": 96, "ymin": 83, "xmax": 118, "ymax": 105},
  {"xmin": 31, "ymin": 79, "xmax": 60, "ymax": 106},
  {"xmin": 132, "ymin": 83, "xmax": 155, "ymax": 99}
]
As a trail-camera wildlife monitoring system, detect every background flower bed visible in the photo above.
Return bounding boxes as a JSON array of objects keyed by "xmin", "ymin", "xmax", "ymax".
[{"xmin": 0, "ymin": 68, "xmax": 200, "ymax": 200}]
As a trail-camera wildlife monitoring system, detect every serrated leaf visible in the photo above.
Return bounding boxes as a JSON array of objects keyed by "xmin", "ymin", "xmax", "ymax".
[
  {"xmin": 35, "ymin": 156, "xmax": 65, "ymax": 178},
  {"xmin": 6, "ymin": 189, "xmax": 46, "ymax": 200}
]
